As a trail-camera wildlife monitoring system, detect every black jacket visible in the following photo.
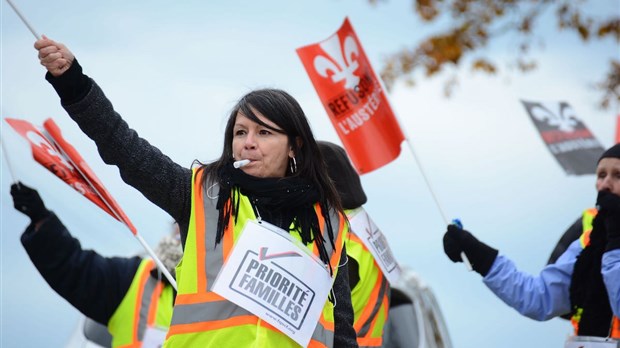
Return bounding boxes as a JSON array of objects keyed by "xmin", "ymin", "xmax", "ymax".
[{"xmin": 21, "ymin": 213, "xmax": 141, "ymax": 325}]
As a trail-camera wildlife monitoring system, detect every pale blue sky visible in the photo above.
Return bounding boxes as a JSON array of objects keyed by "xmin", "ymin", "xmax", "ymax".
[{"xmin": 1, "ymin": 1, "xmax": 619, "ymax": 347}]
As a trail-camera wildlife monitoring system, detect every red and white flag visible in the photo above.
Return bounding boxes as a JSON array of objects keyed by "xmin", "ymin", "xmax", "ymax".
[
  {"xmin": 5, "ymin": 117, "xmax": 137, "ymax": 234},
  {"xmin": 297, "ymin": 17, "xmax": 404, "ymax": 174}
]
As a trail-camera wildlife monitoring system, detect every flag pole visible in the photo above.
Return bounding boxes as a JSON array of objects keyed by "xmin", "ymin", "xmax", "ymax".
[
  {"xmin": 1, "ymin": 138, "xmax": 20, "ymax": 185},
  {"xmin": 43, "ymin": 130, "xmax": 178, "ymax": 289},
  {"xmin": 377, "ymin": 83, "xmax": 474, "ymax": 271},
  {"xmin": 134, "ymin": 234, "xmax": 178, "ymax": 290},
  {"xmin": 5, "ymin": 0, "xmax": 40, "ymax": 39}
]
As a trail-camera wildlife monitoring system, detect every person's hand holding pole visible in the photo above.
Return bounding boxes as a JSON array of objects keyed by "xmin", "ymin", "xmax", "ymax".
[
  {"xmin": 10, "ymin": 182, "xmax": 51, "ymax": 225},
  {"xmin": 34, "ymin": 36, "xmax": 75, "ymax": 77},
  {"xmin": 443, "ymin": 223, "xmax": 499, "ymax": 277}
]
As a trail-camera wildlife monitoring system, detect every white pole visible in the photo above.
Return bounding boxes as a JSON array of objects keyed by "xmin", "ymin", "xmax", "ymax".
[
  {"xmin": 377, "ymin": 81, "xmax": 473, "ymax": 271},
  {"xmin": 403, "ymin": 138, "xmax": 473, "ymax": 271},
  {"xmin": 135, "ymin": 234, "xmax": 178, "ymax": 290},
  {"xmin": 1, "ymin": 138, "xmax": 20, "ymax": 185},
  {"xmin": 5, "ymin": 0, "xmax": 40, "ymax": 39}
]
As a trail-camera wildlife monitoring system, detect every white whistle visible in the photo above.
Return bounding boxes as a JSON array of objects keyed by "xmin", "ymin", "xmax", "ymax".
[{"xmin": 233, "ymin": 159, "xmax": 251, "ymax": 168}]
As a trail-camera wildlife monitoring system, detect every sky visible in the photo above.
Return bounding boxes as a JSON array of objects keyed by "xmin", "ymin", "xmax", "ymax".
[{"xmin": 1, "ymin": 1, "xmax": 619, "ymax": 347}]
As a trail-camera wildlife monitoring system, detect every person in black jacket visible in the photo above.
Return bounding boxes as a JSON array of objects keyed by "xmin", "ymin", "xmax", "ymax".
[{"xmin": 11, "ymin": 182, "xmax": 180, "ymax": 347}]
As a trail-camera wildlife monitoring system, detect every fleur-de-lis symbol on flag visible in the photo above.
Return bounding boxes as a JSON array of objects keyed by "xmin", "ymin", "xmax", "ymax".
[
  {"xmin": 530, "ymin": 103, "xmax": 578, "ymax": 132},
  {"xmin": 313, "ymin": 34, "xmax": 360, "ymax": 89}
]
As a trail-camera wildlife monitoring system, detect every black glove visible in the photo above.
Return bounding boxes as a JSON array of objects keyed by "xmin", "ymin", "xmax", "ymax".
[
  {"xmin": 443, "ymin": 224, "xmax": 498, "ymax": 276},
  {"xmin": 10, "ymin": 182, "xmax": 51, "ymax": 223},
  {"xmin": 596, "ymin": 191, "xmax": 620, "ymax": 251}
]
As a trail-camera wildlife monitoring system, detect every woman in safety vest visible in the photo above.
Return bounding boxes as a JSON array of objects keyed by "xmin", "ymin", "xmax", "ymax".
[
  {"xmin": 11, "ymin": 182, "xmax": 180, "ymax": 347},
  {"xmin": 34, "ymin": 37, "xmax": 358, "ymax": 347},
  {"xmin": 443, "ymin": 143, "xmax": 620, "ymax": 342}
]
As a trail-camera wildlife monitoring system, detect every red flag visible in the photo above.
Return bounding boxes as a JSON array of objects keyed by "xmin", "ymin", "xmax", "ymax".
[
  {"xmin": 616, "ymin": 115, "xmax": 620, "ymax": 144},
  {"xmin": 5, "ymin": 117, "xmax": 137, "ymax": 234},
  {"xmin": 297, "ymin": 17, "xmax": 404, "ymax": 174}
]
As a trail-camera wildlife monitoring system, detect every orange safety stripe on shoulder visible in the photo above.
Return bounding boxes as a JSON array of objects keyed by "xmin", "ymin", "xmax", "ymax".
[
  {"xmin": 195, "ymin": 170, "xmax": 207, "ymax": 292},
  {"xmin": 146, "ymin": 281, "xmax": 164, "ymax": 326},
  {"xmin": 348, "ymin": 233, "xmax": 368, "ymax": 251},
  {"xmin": 585, "ymin": 208, "xmax": 598, "ymax": 215},
  {"xmin": 314, "ymin": 203, "xmax": 326, "ymax": 258}
]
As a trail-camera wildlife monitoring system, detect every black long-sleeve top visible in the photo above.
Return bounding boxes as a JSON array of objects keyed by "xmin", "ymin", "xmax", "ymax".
[
  {"xmin": 21, "ymin": 213, "xmax": 141, "ymax": 325},
  {"xmin": 45, "ymin": 60, "xmax": 358, "ymax": 347}
]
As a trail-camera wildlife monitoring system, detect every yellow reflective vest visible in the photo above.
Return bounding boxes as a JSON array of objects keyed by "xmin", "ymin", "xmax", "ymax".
[
  {"xmin": 108, "ymin": 258, "xmax": 175, "ymax": 347},
  {"xmin": 164, "ymin": 169, "xmax": 347, "ymax": 347},
  {"xmin": 345, "ymin": 208, "xmax": 389, "ymax": 347}
]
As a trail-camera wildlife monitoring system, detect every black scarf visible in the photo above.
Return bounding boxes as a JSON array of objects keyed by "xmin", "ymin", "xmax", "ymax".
[
  {"xmin": 570, "ymin": 213, "xmax": 613, "ymax": 337},
  {"xmin": 214, "ymin": 163, "xmax": 336, "ymax": 273}
]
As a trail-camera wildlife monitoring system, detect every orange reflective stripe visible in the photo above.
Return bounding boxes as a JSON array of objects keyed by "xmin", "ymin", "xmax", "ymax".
[
  {"xmin": 585, "ymin": 208, "xmax": 598, "ymax": 215},
  {"xmin": 167, "ymin": 315, "xmax": 259, "ymax": 336},
  {"xmin": 329, "ymin": 212, "xmax": 346, "ymax": 269},
  {"xmin": 132, "ymin": 259, "xmax": 155, "ymax": 343},
  {"xmin": 612, "ymin": 316, "xmax": 620, "ymax": 338},
  {"xmin": 147, "ymin": 281, "xmax": 163, "ymax": 326},
  {"xmin": 195, "ymin": 171, "xmax": 207, "ymax": 292},
  {"xmin": 357, "ymin": 336, "xmax": 382, "ymax": 347},
  {"xmin": 580, "ymin": 229, "xmax": 592, "ymax": 248},
  {"xmin": 307, "ymin": 340, "xmax": 329, "ymax": 348},
  {"xmin": 360, "ymin": 293, "xmax": 389, "ymax": 347},
  {"xmin": 175, "ymin": 292, "xmax": 225, "ymax": 305},
  {"xmin": 309, "ymin": 204, "xmax": 327, "ymax": 257},
  {"xmin": 348, "ymin": 233, "xmax": 367, "ymax": 252},
  {"xmin": 353, "ymin": 271, "xmax": 381, "ymax": 332},
  {"xmin": 318, "ymin": 313, "xmax": 335, "ymax": 331}
]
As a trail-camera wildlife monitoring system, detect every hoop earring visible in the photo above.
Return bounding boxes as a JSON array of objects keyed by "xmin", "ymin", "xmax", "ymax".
[
  {"xmin": 289, "ymin": 156, "xmax": 297, "ymax": 174},
  {"xmin": 206, "ymin": 182, "xmax": 219, "ymax": 200}
]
